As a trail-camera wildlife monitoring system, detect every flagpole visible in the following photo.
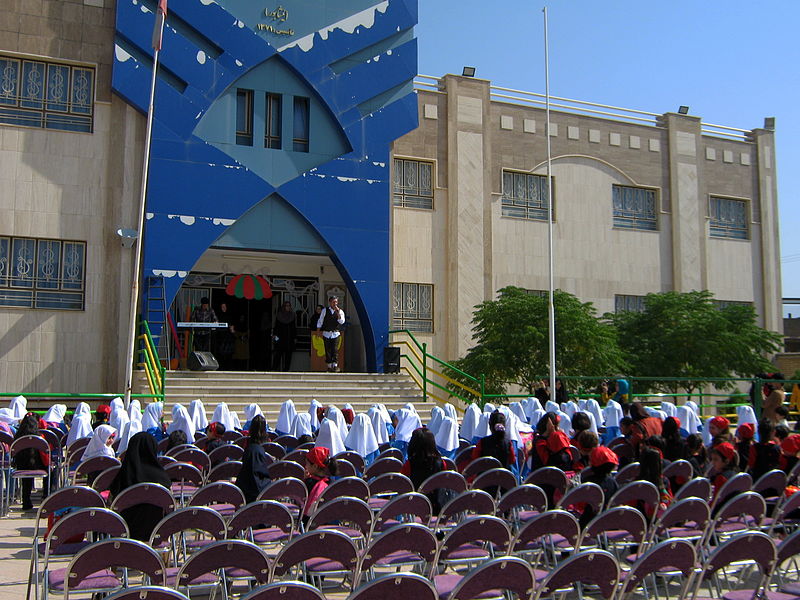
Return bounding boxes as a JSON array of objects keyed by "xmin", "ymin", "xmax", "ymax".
[
  {"xmin": 543, "ymin": 7, "xmax": 557, "ymax": 394},
  {"xmin": 123, "ymin": 3, "xmax": 166, "ymax": 409}
]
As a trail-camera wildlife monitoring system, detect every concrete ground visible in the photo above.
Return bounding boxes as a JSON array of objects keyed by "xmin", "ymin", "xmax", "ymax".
[{"xmin": 0, "ymin": 505, "xmax": 36, "ymax": 600}]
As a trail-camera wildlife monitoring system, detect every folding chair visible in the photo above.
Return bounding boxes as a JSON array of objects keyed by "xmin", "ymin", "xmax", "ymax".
[
  {"xmin": 711, "ymin": 472, "xmax": 753, "ymax": 514},
  {"xmin": 348, "ymin": 573, "xmax": 436, "ymax": 600},
  {"xmin": 614, "ymin": 462, "xmax": 641, "ymax": 485},
  {"xmin": 371, "ymin": 492, "xmax": 432, "ymax": 536},
  {"xmin": 461, "ymin": 456, "xmax": 502, "ymax": 480},
  {"xmin": 772, "ymin": 528, "xmax": 800, "ymax": 596},
  {"xmin": 208, "ymin": 444, "xmax": 244, "ymax": 466},
  {"xmin": 9, "ymin": 435, "xmax": 53, "ymax": 511},
  {"xmin": 435, "ymin": 515, "xmax": 511, "ymax": 573},
  {"xmin": 206, "ymin": 460, "xmax": 242, "ymax": 483},
  {"xmin": 441, "ymin": 555, "xmax": 534, "ymax": 600},
  {"xmin": 240, "ymin": 581, "xmax": 325, "ymax": 600},
  {"xmin": 617, "ymin": 539, "xmax": 696, "ymax": 600},
  {"xmin": 470, "ymin": 467, "xmax": 518, "ymax": 500},
  {"xmin": 71, "ymin": 456, "xmax": 120, "ymax": 486},
  {"xmin": 91, "ymin": 464, "xmax": 121, "ymax": 494},
  {"xmin": 271, "ymin": 529, "xmax": 360, "ymax": 593},
  {"xmin": 367, "ymin": 473, "xmax": 413, "ymax": 511},
  {"xmin": 335, "ymin": 451, "xmax": 366, "ymax": 473},
  {"xmin": 674, "ymin": 477, "xmax": 713, "ymax": 503},
  {"xmin": 496, "ymin": 484, "xmax": 547, "ymax": 531},
  {"xmin": 435, "ymin": 489, "xmax": 495, "ymax": 533},
  {"xmin": 358, "ymin": 523, "xmax": 437, "ymax": 581},
  {"xmin": 283, "ymin": 449, "xmax": 309, "ymax": 465},
  {"xmin": 274, "ymin": 435, "xmax": 300, "ymax": 450},
  {"xmin": 314, "ymin": 477, "xmax": 370, "ymax": 507},
  {"xmin": 227, "ymin": 500, "xmax": 295, "ymax": 551},
  {"xmin": 164, "ymin": 462, "xmax": 204, "ymax": 506},
  {"xmin": 110, "ymin": 482, "xmax": 176, "ymax": 517},
  {"xmin": 555, "ymin": 482, "xmax": 604, "ymax": 524},
  {"xmin": 51, "ymin": 538, "xmax": 166, "ymax": 600},
  {"xmin": 306, "ymin": 496, "xmax": 373, "ymax": 547},
  {"xmin": 509, "ymin": 509, "xmax": 580, "ymax": 569},
  {"xmin": 579, "ymin": 505, "xmax": 647, "ymax": 557},
  {"xmin": 364, "ymin": 457, "xmax": 403, "ymax": 479},
  {"xmin": 149, "ymin": 506, "xmax": 227, "ymax": 567},
  {"xmin": 104, "ymin": 587, "xmax": 189, "ymax": 600},
  {"xmin": 708, "ymin": 491, "xmax": 766, "ymax": 546},
  {"xmin": 258, "ymin": 477, "xmax": 308, "ymax": 518},
  {"xmin": 169, "ymin": 448, "xmax": 211, "ymax": 475},
  {"xmin": 268, "ymin": 460, "xmax": 305, "ymax": 480},
  {"xmin": 530, "ymin": 549, "xmax": 620, "ymax": 600},
  {"xmin": 524, "ymin": 467, "xmax": 568, "ymax": 509},
  {"xmin": 263, "ymin": 443, "xmax": 287, "ymax": 460},
  {"xmin": 173, "ymin": 539, "xmax": 270, "ymax": 600},
  {"xmin": 188, "ymin": 481, "xmax": 246, "ymax": 518}
]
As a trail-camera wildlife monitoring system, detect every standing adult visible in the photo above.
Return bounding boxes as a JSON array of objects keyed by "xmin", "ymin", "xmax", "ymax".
[
  {"xmin": 310, "ymin": 305, "xmax": 324, "ymax": 331},
  {"xmin": 761, "ymin": 374, "xmax": 786, "ymax": 425},
  {"xmin": 316, "ymin": 296, "xmax": 345, "ymax": 372},
  {"xmin": 191, "ymin": 297, "xmax": 217, "ymax": 352},
  {"xmin": 272, "ymin": 301, "xmax": 297, "ymax": 371}
]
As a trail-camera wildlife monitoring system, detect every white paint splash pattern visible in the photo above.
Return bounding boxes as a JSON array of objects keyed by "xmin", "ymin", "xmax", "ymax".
[
  {"xmin": 278, "ymin": 1, "xmax": 389, "ymax": 53},
  {"xmin": 235, "ymin": 59, "xmax": 243, "ymax": 67},
  {"xmin": 196, "ymin": 50, "xmax": 207, "ymax": 64},
  {"xmin": 166, "ymin": 213, "xmax": 236, "ymax": 227},
  {"xmin": 152, "ymin": 270, "xmax": 188, "ymax": 278},
  {"xmin": 115, "ymin": 44, "xmax": 132, "ymax": 62}
]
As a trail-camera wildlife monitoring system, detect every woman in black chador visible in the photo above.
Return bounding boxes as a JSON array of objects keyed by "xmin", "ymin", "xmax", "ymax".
[{"xmin": 272, "ymin": 301, "xmax": 297, "ymax": 371}]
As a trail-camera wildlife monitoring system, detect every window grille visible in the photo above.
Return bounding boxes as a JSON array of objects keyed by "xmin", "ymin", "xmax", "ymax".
[
  {"xmin": 501, "ymin": 171, "xmax": 552, "ymax": 221},
  {"xmin": 393, "ymin": 158, "xmax": 434, "ymax": 209},
  {"xmin": 612, "ymin": 184, "xmax": 658, "ymax": 231},
  {"xmin": 392, "ymin": 282, "xmax": 433, "ymax": 333}
]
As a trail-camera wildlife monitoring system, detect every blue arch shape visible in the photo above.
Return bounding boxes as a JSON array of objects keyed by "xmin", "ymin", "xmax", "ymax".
[{"xmin": 113, "ymin": 0, "xmax": 419, "ymax": 370}]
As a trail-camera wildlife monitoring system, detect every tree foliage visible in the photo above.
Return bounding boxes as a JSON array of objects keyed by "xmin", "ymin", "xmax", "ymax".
[
  {"xmin": 609, "ymin": 290, "xmax": 782, "ymax": 393},
  {"xmin": 449, "ymin": 287, "xmax": 625, "ymax": 396}
]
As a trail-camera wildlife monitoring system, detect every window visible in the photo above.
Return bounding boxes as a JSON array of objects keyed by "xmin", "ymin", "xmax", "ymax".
[
  {"xmin": 235, "ymin": 88, "xmax": 253, "ymax": 146},
  {"xmin": 615, "ymin": 294, "xmax": 646, "ymax": 313},
  {"xmin": 393, "ymin": 158, "xmax": 433, "ymax": 209},
  {"xmin": 713, "ymin": 299, "xmax": 753, "ymax": 310},
  {"xmin": 0, "ymin": 55, "xmax": 94, "ymax": 133},
  {"xmin": 501, "ymin": 171, "xmax": 552, "ymax": 221},
  {"xmin": 612, "ymin": 184, "xmax": 658, "ymax": 231},
  {"xmin": 392, "ymin": 282, "xmax": 433, "ymax": 333},
  {"xmin": 709, "ymin": 196, "xmax": 748, "ymax": 240},
  {"xmin": 0, "ymin": 236, "xmax": 86, "ymax": 310},
  {"xmin": 265, "ymin": 92, "xmax": 282, "ymax": 149},
  {"xmin": 292, "ymin": 96, "xmax": 309, "ymax": 152},
  {"xmin": 523, "ymin": 289, "xmax": 548, "ymax": 298}
]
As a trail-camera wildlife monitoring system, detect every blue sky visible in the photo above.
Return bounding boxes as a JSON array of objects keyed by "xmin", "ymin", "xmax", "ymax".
[{"xmin": 416, "ymin": 1, "xmax": 799, "ymax": 312}]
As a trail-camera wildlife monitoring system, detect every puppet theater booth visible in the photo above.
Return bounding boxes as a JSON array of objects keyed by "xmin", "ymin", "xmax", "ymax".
[{"xmin": 166, "ymin": 249, "xmax": 362, "ymax": 373}]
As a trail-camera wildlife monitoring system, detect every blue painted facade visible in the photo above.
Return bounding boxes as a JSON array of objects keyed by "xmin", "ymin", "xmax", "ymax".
[{"xmin": 112, "ymin": 0, "xmax": 419, "ymax": 370}]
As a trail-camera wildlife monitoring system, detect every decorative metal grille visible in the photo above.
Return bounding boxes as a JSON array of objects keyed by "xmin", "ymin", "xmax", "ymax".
[
  {"xmin": 612, "ymin": 185, "xmax": 658, "ymax": 231},
  {"xmin": 614, "ymin": 294, "xmax": 646, "ymax": 313},
  {"xmin": 0, "ymin": 236, "xmax": 85, "ymax": 310},
  {"xmin": 0, "ymin": 55, "xmax": 94, "ymax": 132},
  {"xmin": 393, "ymin": 158, "xmax": 433, "ymax": 209},
  {"xmin": 501, "ymin": 171, "xmax": 551, "ymax": 221},
  {"xmin": 709, "ymin": 196, "xmax": 748, "ymax": 240},
  {"xmin": 392, "ymin": 282, "xmax": 433, "ymax": 333}
]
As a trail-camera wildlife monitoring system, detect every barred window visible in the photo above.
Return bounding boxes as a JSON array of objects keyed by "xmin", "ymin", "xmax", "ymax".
[
  {"xmin": 615, "ymin": 294, "xmax": 646, "ymax": 313},
  {"xmin": 713, "ymin": 299, "xmax": 753, "ymax": 310},
  {"xmin": 0, "ymin": 236, "xmax": 86, "ymax": 310},
  {"xmin": 292, "ymin": 96, "xmax": 309, "ymax": 152},
  {"xmin": 393, "ymin": 158, "xmax": 433, "ymax": 209},
  {"xmin": 0, "ymin": 55, "xmax": 94, "ymax": 133},
  {"xmin": 501, "ymin": 171, "xmax": 552, "ymax": 221},
  {"xmin": 392, "ymin": 282, "xmax": 433, "ymax": 333},
  {"xmin": 709, "ymin": 196, "xmax": 748, "ymax": 240},
  {"xmin": 613, "ymin": 185, "xmax": 658, "ymax": 231},
  {"xmin": 265, "ymin": 92, "xmax": 282, "ymax": 149},
  {"xmin": 524, "ymin": 289, "xmax": 548, "ymax": 298}
]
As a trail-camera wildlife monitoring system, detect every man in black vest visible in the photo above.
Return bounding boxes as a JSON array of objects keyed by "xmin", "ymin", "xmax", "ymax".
[{"xmin": 316, "ymin": 296, "xmax": 345, "ymax": 372}]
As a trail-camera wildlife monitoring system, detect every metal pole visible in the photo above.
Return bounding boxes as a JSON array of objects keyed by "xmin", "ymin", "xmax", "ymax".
[
  {"xmin": 543, "ymin": 7, "xmax": 557, "ymax": 392},
  {"xmin": 123, "ymin": 42, "xmax": 162, "ymax": 409},
  {"xmin": 422, "ymin": 342, "xmax": 428, "ymax": 403}
]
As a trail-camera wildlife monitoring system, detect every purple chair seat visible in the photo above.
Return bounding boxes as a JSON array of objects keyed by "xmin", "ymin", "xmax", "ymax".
[
  {"xmin": 374, "ymin": 550, "xmax": 425, "ymax": 566},
  {"xmin": 780, "ymin": 583, "xmax": 800, "ymax": 596},
  {"xmin": 722, "ymin": 592, "xmax": 800, "ymax": 600},
  {"xmin": 433, "ymin": 574, "xmax": 498, "ymax": 599},
  {"xmin": 47, "ymin": 567, "xmax": 119, "ymax": 591},
  {"xmin": 715, "ymin": 521, "xmax": 748, "ymax": 533},
  {"xmin": 13, "ymin": 469, "xmax": 48, "ymax": 478},
  {"xmin": 368, "ymin": 497, "xmax": 390, "ymax": 510},
  {"xmin": 665, "ymin": 526, "xmax": 705, "ymax": 539},
  {"xmin": 207, "ymin": 502, "xmax": 236, "ymax": 517},
  {"xmin": 185, "ymin": 538, "xmax": 217, "ymax": 550},
  {"xmin": 517, "ymin": 509, "xmax": 540, "ymax": 521},
  {"xmin": 305, "ymin": 557, "xmax": 346, "ymax": 572},
  {"xmin": 225, "ymin": 566, "xmax": 266, "ymax": 579},
  {"xmin": 37, "ymin": 540, "xmax": 89, "ymax": 556},
  {"xmin": 164, "ymin": 566, "xmax": 218, "ymax": 587},
  {"xmin": 446, "ymin": 544, "xmax": 490, "ymax": 560},
  {"xmin": 604, "ymin": 529, "xmax": 634, "ymax": 542},
  {"xmin": 323, "ymin": 525, "xmax": 363, "ymax": 540},
  {"xmin": 171, "ymin": 483, "xmax": 199, "ymax": 496},
  {"xmin": 252, "ymin": 527, "xmax": 291, "ymax": 543}
]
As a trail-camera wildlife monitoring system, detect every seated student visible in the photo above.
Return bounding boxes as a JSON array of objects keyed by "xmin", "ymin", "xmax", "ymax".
[
  {"xmin": 775, "ymin": 406, "xmax": 791, "ymax": 429},
  {"xmin": 81, "ymin": 424, "xmax": 117, "ymax": 484},
  {"xmin": 570, "ymin": 412, "xmax": 592, "ymax": 446},
  {"xmin": 708, "ymin": 416, "xmax": 732, "ymax": 448},
  {"xmin": 472, "ymin": 411, "xmax": 516, "ymax": 472},
  {"xmin": 573, "ymin": 430, "xmax": 598, "ymax": 472},
  {"xmin": 204, "ymin": 422, "xmax": 226, "ymax": 454},
  {"xmin": 748, "ymin": 419, "xmax": 780, "ymax": 481},
  {"xmin": 641, "ymin": 435, "xmax": 671, "ymax": 470},
  {"xmin": 530, "ymin": 412, "xmax": 572, "ymax": 471},
  {"xmin": 92, "ymin": 404, "xmax": 112, "ymax": 430},
  {"xmin": 13, "ymin": 413, "xmax": 50, "ymax": 510},
  {"xmin": 780, "ymin": 434, "xmax": 800, "ymax": 474},
  {"xmin": 235, "ymin": 415, "xmax": 271, "ymax": 504},
  {"xmin": 638, "ymin": 447, "xmax": 673, "ymax": 519},
  {"xmin": 41, "ymin": 404, "xmax": 68, "ymax": 435},
  {"xmin": 302, "ymin": 446, "xmax": 339, "ymax": 522},
  {"xmin": 735, "ymin": 422, "xmax": 756, "ymax": 471},
  {"xmin": 580, "ymin": 446, "xmax": 619, "ymax": 524},
  {"xmin": 775, "ymin": 424, "xmax": 790, "ymax": 444},
  {"xmin": 628, "ymin": 403, "xmax": 663, "ymax": 456},
  {"xmin": 662, "ymin": 417, "xmax": 687, "ymax": 462},
  {"xmin": 685, "ymin": 434, "xmax": 708, "ymax": 477},
  {"xmin": 165, "ymin": 429, "xmax": 187, "ymax": 453},
  {"xmin": 708, "ymin": 442, "xmax": 739, "ymax": 504}
]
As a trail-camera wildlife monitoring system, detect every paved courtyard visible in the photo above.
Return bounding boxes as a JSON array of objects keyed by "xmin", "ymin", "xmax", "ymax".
[{"xmin": 0, "ymin": 507, "xmax": 36, "ymax": 599}]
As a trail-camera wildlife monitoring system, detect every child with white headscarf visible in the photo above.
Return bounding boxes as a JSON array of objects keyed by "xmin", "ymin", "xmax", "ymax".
[
  {"xmin": 83, "ymin": 424, "xmax": 117, "ymax": 461},
  {"xmin": 109, "ymin": 402, "xmax": 129, "ymax": 434},
  {"xmin": 367, "ymin": 406, "xmax": 390, "ymax": 446},
  {"xmin": 344, "ymin": 413, "xmax": 379, "ymax": 463},
  {"xmin": 167, "ymin": 405, "xmax": 196, "ymax": 442},
  {"xmin": 141, "ymin": 402, "xmax": 163, "ymax": 431},
  {"xmin": 309, "ymin": 399, "xmax": 322, "ymax": 431},
  {"xmin": 188, "ymin": 399, "xmax": 208, "ymax": 432},
  {"xmin": 315, "ymin": 419, "xmax": 345, "ymax": 455},
  {"xmin": 276, "ymin": 400, "xmax": 297, "ymax": 436},
  {"xmin": 427, "ymin": 406, "xmax": 445, "ymax": 435},
  {"xmin": 325, "ymin": 406, "xmax": 349, "ymax": 443},
  {"xmin": 392, "ymin": 407, "xmax": 422, "ymax": 455},
  {"xmin": 243, "ymin": 403, "xmax": 265, "ymax": 431},
  {"xmin": 211, "ymin": 402, "xmax": 238, "ymax": 431},
  {"xmin": 434, "ymin": 416, "xmax": 459, "ymax": 459},
  {"xmin": 460, "ymin": 404, "xmax": 481, "ymax": 442},
  {"xmin": 66, "ymin": 410, "xmax": 93, "ymax": 447},
  {"xmin": 290, "ymin": 413, "xmax": 313, "ymax": 440}
]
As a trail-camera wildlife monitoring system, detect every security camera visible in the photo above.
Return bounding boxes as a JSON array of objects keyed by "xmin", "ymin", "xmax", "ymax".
[{"xmin": 116, "ymin": 228, "xmax": 138, "ymax": 248}]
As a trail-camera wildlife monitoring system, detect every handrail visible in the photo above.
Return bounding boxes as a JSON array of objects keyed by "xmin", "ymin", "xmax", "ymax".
[{"xmin": 138, "ymin": 320, "xmax": 166, "ymax": 403}]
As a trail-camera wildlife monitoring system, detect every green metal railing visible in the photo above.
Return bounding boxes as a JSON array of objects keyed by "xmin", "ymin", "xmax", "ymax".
[
  {"xmin": 1, "ymin": 320, "xmax": 165, "ymax": 408},
  {"xmin": 387, "ymin": 330, "xmax": 800, "ymax": 421}
]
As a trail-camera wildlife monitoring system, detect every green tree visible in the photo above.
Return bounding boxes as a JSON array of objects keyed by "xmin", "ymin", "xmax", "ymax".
[
  {"xmin": 449, "ymin": 287, "xmax": 625, "ymax": 397},
  {"xmin": 609, "ymin": 290, "xmax": 782, "ymax": 393}
]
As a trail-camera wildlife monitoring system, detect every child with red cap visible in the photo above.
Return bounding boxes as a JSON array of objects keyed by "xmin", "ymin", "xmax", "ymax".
[
  {"xmin": 735, "ymin": 422, "xmax": 755, "ymax": 470},
  {"xmin": 780, "ymin": 434, "xmax": 800, "ymax": 474},
  {"xmin": 709, "ymin": 442, "xmax": 739, "ymax": 503},
  {"xmin": 581, "ymin": 446, "xmax": 619, "ymax": 513},
  {"xmin": 302, "ymin": 446, "xmax": 339, "ymax": 522},
  {"xmin": 708, "ymin": 416, "xmax": 732, "ymax": 448}
]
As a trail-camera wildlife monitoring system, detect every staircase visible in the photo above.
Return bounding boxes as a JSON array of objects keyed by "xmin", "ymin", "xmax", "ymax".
[{"xmin": 134, "ymin": 370, "xmax": 426, "ymax": 424}]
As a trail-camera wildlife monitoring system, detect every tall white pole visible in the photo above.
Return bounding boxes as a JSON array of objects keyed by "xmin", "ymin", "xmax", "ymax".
[
  {"xmin": 123, "ymin": 40, "xmax": 163, "ymax": 409},
  {"xmin": 543, "ymin": 7, "xmax": 557, "ymax": 392}
]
